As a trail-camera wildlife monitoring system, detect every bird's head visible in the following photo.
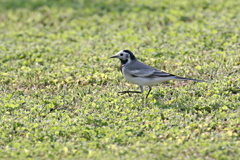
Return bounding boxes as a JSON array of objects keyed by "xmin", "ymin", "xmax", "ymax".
[{"xmin": 110, "ymin": 50, "xmax": 136, "ymax": 64}]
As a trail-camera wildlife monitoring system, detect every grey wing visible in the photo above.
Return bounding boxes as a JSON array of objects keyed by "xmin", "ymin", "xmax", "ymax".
[
  {"xmin": 128, "ymin": 68, "xmax": 156, "ymax": 77},
  {"xmin": 129, "ymin": 68, "xmax": 176, "ymax": 77},
  {"xmin": 150, "ymin": 70, "xmax": 176, "ymax": 77},
  {"xmin": 127, "ymin": 61, "xmax": 208, "ymax": 82},
  {"xmin": 128, "ymin": 61, "xmax": 176, "ymax": 77}
]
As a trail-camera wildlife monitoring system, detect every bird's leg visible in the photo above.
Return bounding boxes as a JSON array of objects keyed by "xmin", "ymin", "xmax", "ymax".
[
  {"xmin": 118, "ymin": 91, "xmax": 142, "ymax": 94},
  {"xmin": 146, "ymin": 86, "xmax": 152, "ymax": 99},
  {"xmin": 118, "ymin": 85, "xmax": 143, "ymax": 95}
]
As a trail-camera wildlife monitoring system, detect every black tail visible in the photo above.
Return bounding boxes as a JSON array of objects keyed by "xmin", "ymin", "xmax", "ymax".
[{"xmin": 175, "ymin": 76, "xmax": 209, "ymax": 83}]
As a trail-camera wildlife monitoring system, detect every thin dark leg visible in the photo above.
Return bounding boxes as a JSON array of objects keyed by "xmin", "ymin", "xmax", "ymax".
[
  {"xmin": 146, "ymin": 86, "xmax": 152, "ymax": 99},
  {"xmin": 118, "ymin": 85, "xmax": 143, "ymax": 96},
  {"xmin": 118, "ymin": 91, "xmax": 141, "ymax": 94}
]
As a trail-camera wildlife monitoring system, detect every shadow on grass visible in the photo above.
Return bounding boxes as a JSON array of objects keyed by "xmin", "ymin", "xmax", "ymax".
[
  {"xmin": 1, "ymin": 0, "xmax": 82, "ymax": 10},
  {"xmin": 1, "ymin": 0, "xmax": 162, "ymax": 13}
]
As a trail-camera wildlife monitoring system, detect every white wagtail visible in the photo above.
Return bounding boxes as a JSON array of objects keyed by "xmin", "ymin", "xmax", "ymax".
[{"xmin": 111, "ymin": 50, "xmax": 208, "ymax": 98}]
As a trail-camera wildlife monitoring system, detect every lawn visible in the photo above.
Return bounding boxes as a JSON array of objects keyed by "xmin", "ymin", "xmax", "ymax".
[{"xmin": 0, "ymin": 0, "xmax": 239, "ymax": 159}]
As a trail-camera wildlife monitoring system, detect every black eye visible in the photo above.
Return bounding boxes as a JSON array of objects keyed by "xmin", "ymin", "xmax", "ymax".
[{"xmin": 120, "ymin": 53, "xmax": 123, "ymax": 56}]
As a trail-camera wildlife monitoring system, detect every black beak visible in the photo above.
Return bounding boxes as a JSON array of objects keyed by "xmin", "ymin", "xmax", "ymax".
[{"xmin": 110, "ymin": 55, "xmax": 118, "ymax": 58}]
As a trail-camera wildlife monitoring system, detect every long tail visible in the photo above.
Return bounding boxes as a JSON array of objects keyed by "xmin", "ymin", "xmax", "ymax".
[{"xmin": 175, "ymin": 76, "xmax": 209, "ymax": 83}]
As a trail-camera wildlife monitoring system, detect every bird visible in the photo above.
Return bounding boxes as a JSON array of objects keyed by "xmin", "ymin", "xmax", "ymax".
[{"xmin": 110, "ymin": 50, "xmax": 208, "ymax": 98}]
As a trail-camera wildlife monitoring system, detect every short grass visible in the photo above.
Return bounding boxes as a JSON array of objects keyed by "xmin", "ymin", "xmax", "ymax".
[{"xmin": 0, "ymin": 0, "xmax": 239, "ymax": 159}]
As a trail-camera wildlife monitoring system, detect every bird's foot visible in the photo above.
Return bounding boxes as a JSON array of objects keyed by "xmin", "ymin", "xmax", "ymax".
[{"xmin": 118, "ymin": 91, "xmax": 142, "ymax": 96}]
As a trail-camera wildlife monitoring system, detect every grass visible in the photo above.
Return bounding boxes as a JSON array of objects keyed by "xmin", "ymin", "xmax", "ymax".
[{"xmin": 0, "ymin": 0, "xmax": 239, "ymax": 159}]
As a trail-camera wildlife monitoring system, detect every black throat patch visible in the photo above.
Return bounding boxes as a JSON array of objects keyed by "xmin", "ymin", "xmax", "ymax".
[{"xmin": 120, "ymin": 59, "xmax": 128, "ymax": 64}]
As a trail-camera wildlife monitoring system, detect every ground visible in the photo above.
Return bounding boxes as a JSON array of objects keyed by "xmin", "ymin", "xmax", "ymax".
[{"xmin": 0, "ymin": 0, "xmax": 239, "ymax": 159}]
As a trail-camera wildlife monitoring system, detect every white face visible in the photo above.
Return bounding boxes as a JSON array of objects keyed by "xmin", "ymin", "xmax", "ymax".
[
  {"xmin": 114, "ymin": 50, "xmax": 130, "ymax": 61},
  {"xmin": 111, "ymin": 50, "xmax": 136, "ymax": 64}
]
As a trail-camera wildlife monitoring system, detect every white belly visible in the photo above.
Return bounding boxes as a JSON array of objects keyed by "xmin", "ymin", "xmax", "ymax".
[{"xmin": 123, "ymin": 72, "xmax": 174, "ymax": 86}]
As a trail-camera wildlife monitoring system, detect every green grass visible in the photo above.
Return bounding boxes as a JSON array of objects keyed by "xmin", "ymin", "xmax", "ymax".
[{"xmin": 0, "ymin": 0, "xmax": 239, "ymax": 159}]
